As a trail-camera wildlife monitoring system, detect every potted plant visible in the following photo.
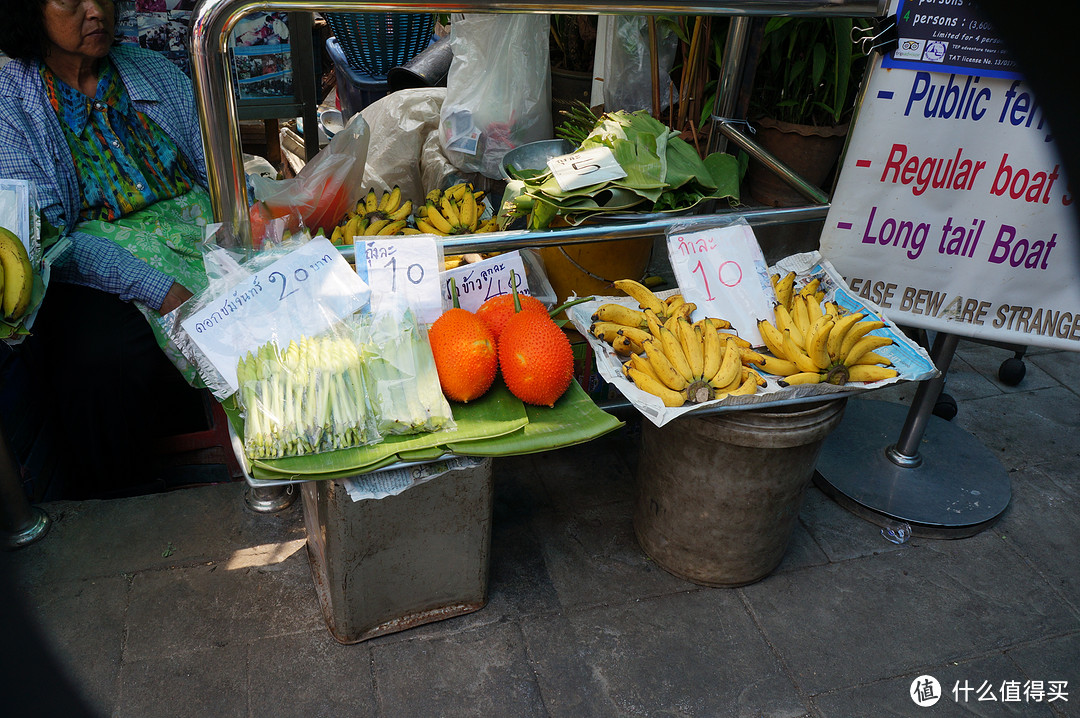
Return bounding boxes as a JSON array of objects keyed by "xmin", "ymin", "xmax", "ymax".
[
  {"xmin": 745, "ymin": 16, "xmax": 869, "ymax": 206},
  {"xmin": 549, "ymin": 15, "xmax": 598, "ymax": 111}
]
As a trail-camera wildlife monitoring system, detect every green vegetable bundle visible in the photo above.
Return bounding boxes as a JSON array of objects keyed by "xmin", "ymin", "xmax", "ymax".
[
  {"xmin": 504, "ymin": 110, "xmax": 742, "ymax": 229},
  {"xmin": 236, "ymin": 330, "xmax": 378, "ymax": 460},
  {"xmin": 362, "ymin": 308, "xmax": 454, "ymax": 436}
]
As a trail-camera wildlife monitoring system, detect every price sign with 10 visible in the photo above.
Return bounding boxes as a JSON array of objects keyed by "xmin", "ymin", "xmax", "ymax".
[{"xmin": 666, "ymin": 221, "xmax": 774, "ymax": 347}]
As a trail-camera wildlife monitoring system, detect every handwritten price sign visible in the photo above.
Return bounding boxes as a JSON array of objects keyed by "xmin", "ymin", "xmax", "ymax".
[
  {"xmin": 442, "ymin": 252, "xmax": 532, "ymax": 313},
  {"xmin": 358, "ymin": 237, "xmax": 443, "ymax": 325},
  {"xmin": 666, "ymin": 222, "xmax": 774, "ymax": 347},
  {"xmin": 181, "ymin": 237, "xmax": 370, "ymax": 393}
]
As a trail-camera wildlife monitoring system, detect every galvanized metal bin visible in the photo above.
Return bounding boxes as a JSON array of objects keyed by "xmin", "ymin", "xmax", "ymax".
[{"xmin": 301, "ymin": 458, "xmax": 494, "ymax": 644}]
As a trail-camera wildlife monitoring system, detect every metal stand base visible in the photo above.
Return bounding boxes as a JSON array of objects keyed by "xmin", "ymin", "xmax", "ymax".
[
  {"xmin": 3, "ymin": 506, "xmax": 51, "ymax": 550},
  {"xmin": 244, "ymin": 484, "xmax": 297, "ymax": 513},
  {"xmin": 814, "ymin": 399, "xmax": 1011, "ymax": 538},
  {"xmin": 814, "ymin": 332, "xmax": 1011, "ymax": 539}
]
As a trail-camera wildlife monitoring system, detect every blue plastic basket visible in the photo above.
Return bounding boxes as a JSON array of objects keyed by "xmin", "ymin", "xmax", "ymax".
[{"xmin": 324, "ymin": 12, "xmax": 436, "ymax": 78}]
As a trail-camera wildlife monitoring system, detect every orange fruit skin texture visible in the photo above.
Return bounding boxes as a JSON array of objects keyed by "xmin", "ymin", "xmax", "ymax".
[
  {"xmin": 498, "ymin": 311, "xmax": 575, "ymax": 407},
  {"xmin": 475, "ymin": 293, "xmax": 548, "ymax": 341},
  {"xmin": 428, "ymin": 308, "xmax": 498, "ymax": 402}
]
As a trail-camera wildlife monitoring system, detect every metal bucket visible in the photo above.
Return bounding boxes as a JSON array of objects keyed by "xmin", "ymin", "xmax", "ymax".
[
  {"xmin": 302, "ymin": 458, "xmax": 493, "ymax": 644},
  {"xmin": 634, "ymin": 399, "xmax": 847, "ymax": 587}
]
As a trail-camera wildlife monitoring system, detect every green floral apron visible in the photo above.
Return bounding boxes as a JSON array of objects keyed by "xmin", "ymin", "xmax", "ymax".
[{"xmin": 77, "ymin": 188, "xmax": 213, "ymax": 387}]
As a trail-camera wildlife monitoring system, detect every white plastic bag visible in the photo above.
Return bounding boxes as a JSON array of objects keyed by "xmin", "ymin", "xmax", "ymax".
[{"xmin": 440, "ymin": 14, "xmax": 553, "ymax": 179}]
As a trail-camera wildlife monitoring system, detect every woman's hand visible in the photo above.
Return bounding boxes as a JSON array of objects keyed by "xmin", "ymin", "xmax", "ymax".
[{"xmin": 159, "ymin": 282, "xmax": 193, "ymax": 315}]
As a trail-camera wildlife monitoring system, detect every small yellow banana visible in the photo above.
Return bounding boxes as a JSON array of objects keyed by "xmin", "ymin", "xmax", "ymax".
[
  {"xmin": 364, "ymin": 188, "xmax": 379, "ymax": 214},
  {"xmin": 700, "ymin": 321, "xmax": 722, "ymax": 381},
  {"xmin": 678, "ymin": 318, "xmax": 704, "ymax": 380},
  {"xmin": 364, "ymin": 218, "xmax": 391, "ymax": 236},
  {"xmin": 838, "ymin": 320, "xmax": 887, "ymax": 360},
  {"xmin": 383, "ymin": 186, "xmax": 402, "ymax": 214},
  {"xmin": 592, "ymin": 303, "xmax": 649, "ymax": 330},
  {"xmin": 644, "ymin": 308, "xmax": 664, "ymax": 337},
  {"xmin": 804, "ymin": 315, "xmax": 834, "ymax": 368},
  {"xmin": 805, "ymin": 292, "xmax": 824, "ymax": 325},
  {"xmin": 613, "ymin": 278, "xmax": 666, "ymax": 316},
  {"xmin": 792, "ymin": 294, "xmax": 811, "ymax": 336},
  {"xmin": 415, "ymin": 217, "xmax": 446, "ymax": 236},
  {"xmin": 850, "ymin": 350, "xmax": 893, "ymax": 367},
  {"xmin": 627, "ymin": 367, "xmax": 687, "ymax": 408},
  {"xmin": 757, "ymin": 318, "xmax": 788, "ymax": 359},
  {"xmin": 774, "ymin": 271, "xmax": 796, "ymax": 309},
  {"xmin": 846, "ymin": 364, "xmax": 900, "ymax": 383},
  {"xmin": 617, "ymin": 325, "xmax": 653, "ymax": 355},
  {"xmin": 827, "ymin": 312, "xmax": 866, "ymax": 361},
  {"xmin": 710, "ymin": 338, "xmax": 742, "ymax": 390},
  {"xmin": 756, "ymin": 354, "xmax": 801, "ymax": 377},
  {"xmin": 774, "ymin": 303, "xmax": 805, "ymax": 348},
  {"xmin": 377, "ymin": 219, "xmax": 407, "ymax": 235},
  {"xmin": 779, "ymin": 371, "xmax": 824, "ymax": 387},
  {"xmin": 658, "ymin": 326, "xmax": 695, "ymax": 384},
  {"xmin": 626, "ymin": 352, "xmax": 660, "ymax": 382},
  {"xmin": 718, "ymin": 372, "xmax": 759, "ymax": 399},
  {"xmin": 784, "ymin": 329, "xmax": 821, "ymax": 374},
  {"xmin": 388, "ymin": 199, "xmax": 413, "ymax": 222},
  {"xmin": 590, "ymin": 322, "xmax": 626, "ymax": 345},
  {"xmin": 440, "ymin": 196, "xmax": 461, "ymax": 229},
  {"xmin": 642, "ymin": 339, "xmax": 689, "ymax": 391},
  {"xmin": 799, "ymin": 277, "xmax": 821, "ymax": 298},
  {"xmin": 424, "ymin": 203, "xmax": 454, "ymax": 234},
  {"xmin": 844, "ymin": 335, "xmax": 894, "ymax": 366},
  {"xmin": 459, "ymin": 189, "xmax": 478, "ymax": 231}
]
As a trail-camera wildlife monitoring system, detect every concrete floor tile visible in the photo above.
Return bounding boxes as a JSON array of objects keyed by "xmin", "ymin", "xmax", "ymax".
[
  {"xmin": 12, "ymin": 483, "xmax": 306, "ymax": 586},
  {"xmin": 1006, "ymin": 633, "xmax": 1080, "ymax": 718},
  {"xmin": 812, "ymin": 653, "xmax": 1059, "ymax": 717},
  {"xmin": 532, "ymin": 499, "xmax": 692, "ymax": 610},
  {"xmin": 988, "ymin": 467, "xmax": 1080, "ymax": 615},
  {"xmin": 798, "ymin": 486, "xmax": 906, "ymax": 563},
  {"xmin": 1029, "ymin": 351, "xmax": 1080, "ymax": 399},
  {"xmin": 115, "ymin": 643, "xmax": 249, "ymax": 718},
  {"xmin": 372, "ymin": 621, "xmax": 546, "ymax": 718},
  {"xmin": 522, "ymin": 590, "xmax": 808, "ymax": 718},
  {"xmin": 15, "ymin": 574, "xmax": 127, "ymax": 718},
  {"xmin": 248, "ymin": 629, "xmax": 376, "ymax": 718},
  {"xmin": 741, "ymin": 535, "xmax": 1077, "ymax": 695},
  {"xmin": 124, "ymin": 549, "xmax": 320, "ymax": 661},
  {"xmin": 955, "ymin": 387, "xmax": 1080, "ymax": 472}
]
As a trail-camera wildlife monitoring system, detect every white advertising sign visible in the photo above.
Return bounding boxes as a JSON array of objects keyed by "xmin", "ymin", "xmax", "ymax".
[
  {"xmin": 821, "ymin": 60, "xmax": 1080, "ymax": 351},
  {"xmin": 181, "ymin": 237, "xmax": 370, "ymax": 392}
]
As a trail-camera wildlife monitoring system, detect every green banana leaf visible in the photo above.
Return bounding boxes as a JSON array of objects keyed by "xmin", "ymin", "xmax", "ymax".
[
  {"xmin": 240, "ymin": 380, "xmax": 528, "ymax": 477},
  {"xmin": 445, "ymin": 379, "xmax": 624, "ymax": 456}
]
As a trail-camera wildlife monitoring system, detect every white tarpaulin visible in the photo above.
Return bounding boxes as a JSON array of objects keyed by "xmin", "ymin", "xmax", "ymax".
[{"xmin": 820, "ymin": 58, "xmax": 1080, "ymax": 351}]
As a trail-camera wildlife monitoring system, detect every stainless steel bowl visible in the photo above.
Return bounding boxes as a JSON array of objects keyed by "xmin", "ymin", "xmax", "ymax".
[{"xmin": 501, "ymin": 138, "xmax": 576, "ymax": 180}]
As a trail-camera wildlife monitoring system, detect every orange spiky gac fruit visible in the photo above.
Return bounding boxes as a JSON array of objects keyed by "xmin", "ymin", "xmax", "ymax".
[
  {"xmin": 428, "ymin": 308, "xmax": 498, "ymax": 402},
  {"xmin": 498, "ymin": 310, "xmax": 575, "ymax": 407},
  {"xmin": 475, "ymin": 293, "xmax": 547, "ymax": 341}
]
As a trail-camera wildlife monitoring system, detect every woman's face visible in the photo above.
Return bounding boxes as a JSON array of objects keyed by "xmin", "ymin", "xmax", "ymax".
[{"xmin": 43, "ymin": 0, "xmax": 115, "ymax": 62}]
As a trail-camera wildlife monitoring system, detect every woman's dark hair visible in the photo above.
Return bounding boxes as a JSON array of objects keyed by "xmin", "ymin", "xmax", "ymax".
[
  {"xmin": 0, "ymin": 0, "xmax": 53, "ymax": 60},
  {"xmin": 0, "ymin": 0, "xmax": 117, "ymax": 61}
]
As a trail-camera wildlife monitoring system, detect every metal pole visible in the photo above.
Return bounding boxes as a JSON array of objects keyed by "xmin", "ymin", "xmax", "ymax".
[
  {"xmin": 887, "ymin": 332, "xmax": 959, "ymax": 466},
  {"xmin": 0, "ymin": 427, "xmax": 49, "ymax": 550},
  {"xmin": 708, "ymin": 15, "xmax": 751, "ymax": 155}
]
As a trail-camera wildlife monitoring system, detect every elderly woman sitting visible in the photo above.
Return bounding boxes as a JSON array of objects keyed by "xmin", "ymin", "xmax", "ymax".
[{"xmin": 0, "ymin": 0, "xmax": 217, "ymax": 498}]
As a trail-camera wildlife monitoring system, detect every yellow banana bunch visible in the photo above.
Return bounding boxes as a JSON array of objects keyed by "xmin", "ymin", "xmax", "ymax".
[
  {"xmin": 770, "ymin": 271, "xmax": 826, "ymax": 311},
  {"xmin": 332, "ymin": 186, "xmax": 413, "ymax": 242},
  {"xmin": 589, "ymin": 282, "xmax": 760, "ymax": 408},
  {"xmin": 756, "ymin": 291, "xmax": 899, "ymax": 387},
  {"xmin": 414, "ymin": 182, "xmax": 494, "ymax": 236}
]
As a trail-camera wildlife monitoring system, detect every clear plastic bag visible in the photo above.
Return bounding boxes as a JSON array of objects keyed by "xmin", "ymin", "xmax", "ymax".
[
  {"xmin": 439, "ymin": 14, "xmax": 553, "ymax": 179},
  {"xmin": 249, "ymin": 112, "xmax": 371, "ymax": 243},
  {"xmin": 361, "ymin": 299, "xmax": 455, "ymax": 436},
  {"xmin": 597, "ymin": 15, "xmax": 679, "ymax": 113},
  {"xmin": 235, "ymin": 315, "xmax": 382, "ymax": 460}
]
